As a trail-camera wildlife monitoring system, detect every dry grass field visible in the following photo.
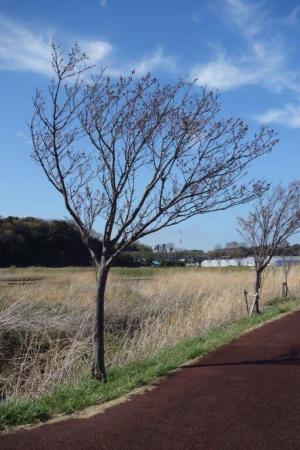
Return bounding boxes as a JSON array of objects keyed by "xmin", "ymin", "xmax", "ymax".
[{"xmin": 1, "ymin": 265, "xmax": 300, "ymax": 402}]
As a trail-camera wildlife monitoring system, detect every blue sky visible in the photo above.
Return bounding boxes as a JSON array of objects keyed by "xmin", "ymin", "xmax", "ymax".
[{"xmin": 0, "ymin": 0, "xmax": 300, "ymax": 250}]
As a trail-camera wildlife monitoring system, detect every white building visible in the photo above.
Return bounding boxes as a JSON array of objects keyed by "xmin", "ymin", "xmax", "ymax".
[
  {"xmin": 153, "ymin": 243, "xmax": 175, "ymax": 252},
  {"xmin": 201, "ymin": 256, "xmax": 300, "ymax": 268}
]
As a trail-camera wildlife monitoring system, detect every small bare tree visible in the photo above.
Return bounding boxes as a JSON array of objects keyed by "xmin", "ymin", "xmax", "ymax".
[
  {"xmin": 238, "ymin": 182, "xmax": 300, "ymax": 314},
  {"xmin": 31, "ymin": 42, "xmax": 278, "ymax": 381}
]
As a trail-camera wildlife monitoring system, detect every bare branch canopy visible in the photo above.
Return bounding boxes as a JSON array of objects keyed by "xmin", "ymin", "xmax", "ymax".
[{"xmin": 31, "ymin": 42, "xmax": 278, "ymax": 266}]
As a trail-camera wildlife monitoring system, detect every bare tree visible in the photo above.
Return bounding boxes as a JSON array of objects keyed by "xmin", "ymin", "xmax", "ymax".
[
  {"xmin": 238, "ymin": 182, "xmax": 300, "ymax": 313},
  {"xmin": 31, "ymin": 42, "xmax": 278, "ymax": 381}
]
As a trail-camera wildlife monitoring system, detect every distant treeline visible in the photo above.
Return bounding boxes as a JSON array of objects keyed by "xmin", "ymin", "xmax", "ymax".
[
  {"xmin": 0, "ymin": 217, "xmax": 150, "ymax": 268},
  {"xmin": 1, "ymin": 217, "xmax": 299, "ymax": 268}
]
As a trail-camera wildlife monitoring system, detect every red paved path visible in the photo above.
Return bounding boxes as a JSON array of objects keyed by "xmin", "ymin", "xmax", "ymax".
[{"xmin": 1, "ymin": 311, "xmax": 300, "ymax": 449}]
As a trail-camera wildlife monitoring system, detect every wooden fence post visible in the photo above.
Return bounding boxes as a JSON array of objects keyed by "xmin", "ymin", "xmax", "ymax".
[{"xmin": 244, "ymin": 289, "xmax": 249, "ymax": 316}]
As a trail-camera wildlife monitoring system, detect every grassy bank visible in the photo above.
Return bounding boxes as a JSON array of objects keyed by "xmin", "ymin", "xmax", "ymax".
[{"xmin": 1, "ymin": 297, "xmax": 299, "ymax": 431}]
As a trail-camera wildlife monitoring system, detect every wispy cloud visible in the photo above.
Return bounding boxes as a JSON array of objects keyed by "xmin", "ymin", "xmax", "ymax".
[
  {"xmin": 16, "ymin": 131, "xmax": 31, "ymax": 144},
  {"xmin": 16, "ymin": 132, "xmax": 26, "ymax": 139},
  {"xmin": 100, "ymin": 0, "xmax": 107, "ymax": 7},
  {"xmin": 0, "ymin": 14, "xmax": 113, "ymax": 76},
  {"xmin": 0, "ymin": 14, "xmax": 176, "ymax": 79},
  {"xmin": 107, "ymin": 47, "xmax": 177, "ymax": 77},
  {"xmin": 286, "ymin": 5, "xmax": 300, "ymax": 24},
  {"xmin": 191, "ymin": 13, "xmax": 201, "ymax": 24},
  {"xmin": 0, "ymin": 15, "xmax": 52, "ymax": 75},
  {"xmin": 256, "ymin": 104, "xmax": 300, "ymax": 129},
  {"xmin": 191, "ymin": 0, "xmax": 300, "ymax": 94},
  {"xmin": 226, "ymin": 0, "xmax": 300, "ymax": 129},
  {"xmin": 132, "ymin": 47, "xmax": 177, "ymax": 75},
  {"xmin": 191, "ymin": 54, "xmax": 252, "ymax": 91},
  {"xmin": 191, "ymin": 41, "xmax": 298, "ymax": 93},
  {"xmin": 222, "ymin": 0, "xmax": 267, "ymax": 37}
]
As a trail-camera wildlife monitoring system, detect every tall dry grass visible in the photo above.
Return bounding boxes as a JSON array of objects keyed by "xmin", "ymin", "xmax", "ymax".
[{"xmin": 1, "ymin": 266, "xmax": 299, "ymax": 400}]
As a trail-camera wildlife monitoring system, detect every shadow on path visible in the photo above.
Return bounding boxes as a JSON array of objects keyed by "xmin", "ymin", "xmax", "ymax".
[{"xmin": 182, "ymin": 345, "xmax": 300, "ymax": 368}]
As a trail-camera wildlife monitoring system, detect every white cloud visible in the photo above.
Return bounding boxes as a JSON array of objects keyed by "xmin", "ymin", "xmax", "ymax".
[
  {"xmin": 256, "ymin": 104, "xmax": 300, "ymax": 129},
  {"xmin": 80, "ymin": 40, "xmax": 112, "ymax": 64},
  {"xmin": 191, "ymin": 54, "xmax": 254, "ymax": 91},
  {"xmin": 0, "ymin": 15, "xmax": 52, "ymax": 75}
]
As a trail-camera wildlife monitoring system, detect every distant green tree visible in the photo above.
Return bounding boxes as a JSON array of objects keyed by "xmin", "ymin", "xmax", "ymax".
[{"xmin": 0, "ymin": 217, "xmax": 101, "ymax": 267}]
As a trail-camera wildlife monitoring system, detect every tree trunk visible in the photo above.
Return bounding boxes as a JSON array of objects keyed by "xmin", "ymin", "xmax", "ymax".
[
  {"xmin": 92, "ymin": 256, "xmax": 110, "ymax": 382},
  {"xmin": 254, "ymin": 270, "xmax": 261, "ymax": 314}
]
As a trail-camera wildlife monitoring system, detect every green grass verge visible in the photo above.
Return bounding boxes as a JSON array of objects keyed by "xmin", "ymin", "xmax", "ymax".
[{"xmin": 1, "ymin": 297, "xmax": 299, "ymax": 431}]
